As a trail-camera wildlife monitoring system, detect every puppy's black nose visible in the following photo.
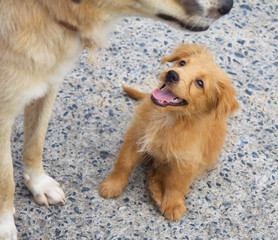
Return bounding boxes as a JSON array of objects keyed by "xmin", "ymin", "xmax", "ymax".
[
  {"xmin": 166, "ymin": 70, "xmax": 179, "ymax": 83},
  {"xmin": 218, "ymin": 0, "xmax": 233, "ymax": 15}
]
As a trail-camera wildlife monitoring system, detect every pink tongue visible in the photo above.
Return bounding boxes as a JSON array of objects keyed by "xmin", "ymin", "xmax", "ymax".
[{"xmin": 152, "ymin": 88, "xmax": 176, "ymax": 102}]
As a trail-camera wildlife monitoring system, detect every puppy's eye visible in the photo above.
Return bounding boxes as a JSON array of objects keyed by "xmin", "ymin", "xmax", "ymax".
[
  {"xmin": 195, "ymin": 79, "xmax": 204, "ymax": 89},
  {"xmin": 179, "ymin": 61, "xmax": 186, "ymax": 67}
]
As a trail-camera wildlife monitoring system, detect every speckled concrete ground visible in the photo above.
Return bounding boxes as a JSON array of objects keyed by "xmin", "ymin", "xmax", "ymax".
[{"xmin": 11, "ymin": 1, "xmax": 277, "ymax": 239}]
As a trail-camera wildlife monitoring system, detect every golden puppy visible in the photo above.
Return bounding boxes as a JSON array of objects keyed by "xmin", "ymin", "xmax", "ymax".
[{"xmin": 99, "ymin": 44, "xmax": 239, "ymax": 221}]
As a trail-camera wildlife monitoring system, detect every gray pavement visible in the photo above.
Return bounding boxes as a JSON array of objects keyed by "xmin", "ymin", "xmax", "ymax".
[{"xmin": 12, "ymin": 0, "xmax": 277, "ymax": 239}]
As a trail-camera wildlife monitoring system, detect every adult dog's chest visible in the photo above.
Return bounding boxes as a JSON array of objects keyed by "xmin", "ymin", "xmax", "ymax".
[{"xmin": 23, "ymin": 35, "xmax": 83, "ymax": 105}]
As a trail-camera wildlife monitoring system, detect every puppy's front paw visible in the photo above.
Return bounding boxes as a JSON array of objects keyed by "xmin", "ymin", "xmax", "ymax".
[
  {"xmin": 24, "ymin": 172, "xmax": 66, "ymax": 207},
  {"xmin": 0, "ymin": 210, "xmax": 17, "ymax": 240},
  {"xmin": 99, "ymin": 174, "xmax": 127, "ymax": 198},
  {"xmin": 160, "ymin": 200, "xmax": 186, "ymax": 221}
]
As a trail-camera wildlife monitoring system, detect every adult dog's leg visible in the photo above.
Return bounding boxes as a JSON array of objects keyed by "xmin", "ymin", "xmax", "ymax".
[
  {"xmin": 0, "ymin": 120, "xmax": 17, "ymax": 239},
  {"xmin": 22, "ymin": 86, "xmax": 65, "ymax": 207}
]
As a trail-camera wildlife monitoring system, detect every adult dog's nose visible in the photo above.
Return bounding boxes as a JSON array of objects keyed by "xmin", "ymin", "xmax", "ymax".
[
  {"xmin": 166, "ymin": 70, "xmax": 179, "ymax": 83},
  {"xmin": 218, "ymin": 0, "xmax": 233, "ymax": 15}
]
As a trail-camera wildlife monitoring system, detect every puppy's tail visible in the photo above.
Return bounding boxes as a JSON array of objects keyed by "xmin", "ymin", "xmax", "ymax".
[{"xmin": 122, "ymin": 86, "xmax": 148, "ymax": 101}]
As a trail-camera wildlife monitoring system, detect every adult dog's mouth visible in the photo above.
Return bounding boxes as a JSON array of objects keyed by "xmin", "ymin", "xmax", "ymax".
[
  {"xmin": 157, "ymin": 14, "xmax": 209, "ymax": 32},
  {"xmin": 151, "ymin": 84, "xmax": 188, "ymax": 107}
]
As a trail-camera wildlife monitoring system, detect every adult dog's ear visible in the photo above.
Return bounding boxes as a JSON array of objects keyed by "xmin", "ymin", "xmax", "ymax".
[
  {"xmin": 161, "ymin": 44, "xmax": 206, "ymax": 64},
  {"xmin": 72, "ymin": 0, "xmax": 82, "ymax": 3},
  {"xmin": 215, "ymin": 80, "xmax": 239, "ymax": 119}
]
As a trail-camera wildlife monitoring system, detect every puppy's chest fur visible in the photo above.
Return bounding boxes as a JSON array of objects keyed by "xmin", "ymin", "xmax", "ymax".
[{"xmin": 135, "ymin": 102, "xmax": 203, "ymax": 163}]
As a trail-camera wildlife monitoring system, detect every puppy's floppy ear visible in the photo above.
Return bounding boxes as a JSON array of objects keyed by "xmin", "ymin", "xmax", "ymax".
[
  {"xmin": 216, "ymin": 79, "xmax": 239, "ymax": 119},
  {"xmin": 161, "ymin": 44, "xmax": 205, "ymax": 64}
]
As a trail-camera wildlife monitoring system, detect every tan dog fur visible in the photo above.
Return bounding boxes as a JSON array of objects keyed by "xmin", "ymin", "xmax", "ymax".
[
  {"xmin": 0, "ymin": 0, "xmax": 233, "ymax": 238},
  {"xmin": 99, "ymin": 44, "xmax": 238, "ymax": 221}
]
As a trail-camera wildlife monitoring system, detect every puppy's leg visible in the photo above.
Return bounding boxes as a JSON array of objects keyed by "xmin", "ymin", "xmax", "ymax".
[
  {"xmin": 99, "ymin": 126, "xmax": 142, "ymax": 198},
  {"xmin": 147, "ymin": 165, "xmax": 168, "ymax": 207},
  {"xmin": 159, "ymin": 165, "xmax": 194, "ymax": 221},
  {"xmin": 22, "ymin": 86, "xmax": 65, "ymax": 207},
  {"xmin": 0, "ymin": 121, "xmax": 17, "ymax": 239}
]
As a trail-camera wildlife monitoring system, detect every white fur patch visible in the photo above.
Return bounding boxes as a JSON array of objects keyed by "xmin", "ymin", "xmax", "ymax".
[
  {"xmin": 24, "ymin": 171, "xmax": 66, "ymax": 207},
  {"xmin": 0, "ymin": 210, "xmax": 17, "ymax": 240}
]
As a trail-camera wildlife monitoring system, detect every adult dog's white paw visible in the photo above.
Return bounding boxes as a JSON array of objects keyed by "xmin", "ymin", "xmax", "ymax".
[
  {"xmin": 24, "ymin": 172, "xmax": 66, "ymax": 207},
  {"xmin": 0, "ymin": 210, "xmax": 17, "ymax": 240}
]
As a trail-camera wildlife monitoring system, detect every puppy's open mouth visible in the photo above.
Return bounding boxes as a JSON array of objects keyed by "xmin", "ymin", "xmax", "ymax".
[{"xmin": 151, "ymin": 84, "xmax": 188, "ymax": 107}]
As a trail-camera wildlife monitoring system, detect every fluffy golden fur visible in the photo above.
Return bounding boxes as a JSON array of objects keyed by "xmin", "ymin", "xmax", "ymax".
[
  {"xmin": 99, "ymin": 44, "xmax": 238, "ymax": 221},
  {"xmin": 0, "ymin": 0, "xmax": 233, "ymax": 238}
]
